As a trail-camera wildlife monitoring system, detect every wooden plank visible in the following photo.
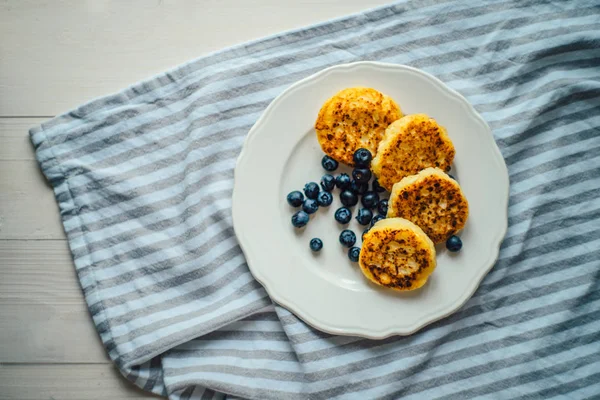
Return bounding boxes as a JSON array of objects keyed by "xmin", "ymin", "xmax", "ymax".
[
  {"xmin": 0, "ymin": 160, "xmax": 65, "ymax": 240},
  {"xmin": 0, "ymin": 364, "xmax": 160, "ymax": 400},
  {"xmin": 0, "ymin": 0, "xmax": 390, "ymax": 116},
  {"xmin": 0, "ymin": 118, "xmax": 44, "ymax": 160},
  {"xmin": 0, "ymin": 240, "xmax": 80, "ymax": 305},
  {"xmin": 0, "ymin": 240, "xmax": 109, "ymax": 363},
  {"xmin": 0, "ymin": 303, "xmax": 109, "ymax": 364},
  {"xmin": 0, "ymin": 118, "xmax": 64, "ymax": 239}
]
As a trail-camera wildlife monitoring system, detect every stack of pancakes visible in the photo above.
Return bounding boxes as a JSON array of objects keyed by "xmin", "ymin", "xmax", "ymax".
[{"xmin": 315, "ymin": 87, "xmax": 469, "ymax": 291}]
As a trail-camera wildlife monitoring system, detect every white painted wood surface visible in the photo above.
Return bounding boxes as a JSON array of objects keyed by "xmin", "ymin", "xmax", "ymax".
[{"xmin": 0, "ymin": 1, "xmax": 390, "ymax": 397}]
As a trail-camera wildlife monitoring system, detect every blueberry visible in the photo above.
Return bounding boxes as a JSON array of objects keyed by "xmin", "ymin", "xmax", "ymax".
[
  {"xmin": 286, "ymin": 191, "xmax": 304, "ymax": 207},
  {"xmin": 362, "ymin": 228, "xmax": 370, "ymax": 240},
  {"xmin": 304, "ymin": 182, "xmax": 320, "ymax": 199},
  {"xmin": 339, "ymin": 229, "xmax": 357, "ymax": 248},
  {"xmin": 377, "ymin": 199, "xmax": 389, "ymax": 216},
  {"xmin": 353, "ymin": 148, "xmax": 372, "ymax": 167},
  {"xmin": 322, "ymin": 155, "xmax": 339, "ymax": 172},
  {"xmin": 321, "ymin": 174, "xmax": 336, "ymax": 192},
  {"xmin": 361, "ymin": 191, "xmax": 380, "ymax": 209},
  {"xmin": 446, "ymin": 235, "xmax": 463, "ymax": 252},
  {"xmin": 355, "ymin": 208, "xmax": 373, "ymax": 225},
  {"xmin": 372, "ymin": 179, "xmax": 386, "ymax": 193},
  {"xmin": 302, "ymin": 199, "xmax": 319, "ymax": 214},
  {"xmin": 448, "ymin": 174, "xmax": 456, "ymax": 180},
  {"xmin": 317, "ymin": 191, "xmax": 333, "ymax": 207},
  {"xmin": 371, "ymin": 214, "xmax": 385, "ymax": 227},
  {"xmin": 310, "ymin": 238, "xmax": 323, "ymax": 252},
  {"xmin": 291, "ymin": 211, "xmax": 309, "ymax": 228},
  {"xmin": 352, "ymin": 168, "xmax": 371, "ymax": 184},
  {"xmin": 334, "ymin": 207, "xmax": 352, "ymax": 224},
  {"xmin": 340, "ymin": 190, "xmax": 358, "ymax": 207},
  {"xmin": 336, "ymin": 173, "xmax": 351, "ymax": 190},
  {"xmin": 350, "ymin": 180, "xmax": 369, "ymax": 195},
  {"xmin": 348, "ymin": 246, "xmax": 361, "ymax": 262}
]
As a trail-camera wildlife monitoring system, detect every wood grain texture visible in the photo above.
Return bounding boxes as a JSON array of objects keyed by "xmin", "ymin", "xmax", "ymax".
[
  {"xmin": 0, "ymin": 160, "xmax": 65, "ymax": 240},
  {"xmin": 0, "ymin": 118, "xmax": 44, "ymax": 160},
  {"xmin": 0, "ymin": 364, "xmax": 160, "ymax": 400},
  {"xmin": 0, "ymin": 119, "xmax": 65, "ymax": 239},
  {"xmin": 0, "ymin": 0, "xmax": 390, "ymax": 116},
  {"xmin": 0, "ymin": 241, "xmax": 109, "ymax": 363},
  {"xmin": 0, "ymin": 240, "xmax": 80, "ymax": 305},
  {"xmin": 0, "ymin": 303, "xmax": 108, "ymax": 364}
]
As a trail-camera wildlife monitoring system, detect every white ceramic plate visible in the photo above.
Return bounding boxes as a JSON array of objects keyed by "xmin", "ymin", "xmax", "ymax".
[{"xmin": 232, "ymin": 62, "xmax": 509, "ymax": 339}]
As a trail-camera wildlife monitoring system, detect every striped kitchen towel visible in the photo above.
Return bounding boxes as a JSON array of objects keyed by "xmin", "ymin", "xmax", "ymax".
[{"xmin": 30, "ymin": 0, "xmax": 600, "ymax": 398}]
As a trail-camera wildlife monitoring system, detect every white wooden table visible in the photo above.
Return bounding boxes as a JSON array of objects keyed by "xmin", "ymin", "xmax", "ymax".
[{"xmin": 0, "ymin": 1, "xmax": 390, "ymax": 398}]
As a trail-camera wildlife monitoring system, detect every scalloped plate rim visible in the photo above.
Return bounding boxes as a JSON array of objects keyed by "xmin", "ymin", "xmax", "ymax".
[{"xmin": 232, "ymin": 61, "xmax": 509, "ymax": 339}]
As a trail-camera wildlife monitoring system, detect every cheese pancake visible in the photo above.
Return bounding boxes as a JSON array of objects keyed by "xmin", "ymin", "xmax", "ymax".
[
  {"xmin": 315, "ymin": 87, "xmax": 402, "ymax": 166},
  {"xmin": 387, "ymin": 167, "xmax": 468, "ymax": 243},
  {"xmin": 359, "ymin": 218, "xmax": 436, "ymax": 291},
  {"xmin": 371, "ymin": 114, "xmax": 455, "ymax": 191}
]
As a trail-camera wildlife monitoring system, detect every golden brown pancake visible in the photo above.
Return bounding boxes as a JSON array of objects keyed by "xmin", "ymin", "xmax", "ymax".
[
  {"xmin": 387, "ymin": 167, "xmax": 468, "ymax": 243},
  {"xmin": 371, "ymin": 114, "xmax": 455, "ymax": 191},
  {"xmin": 359, "ymin": 218, "xmax": 436, "ymax": 291},
  {"xmin": 315, "ymin": 87, "xmax": 402, "ymax": 166}
]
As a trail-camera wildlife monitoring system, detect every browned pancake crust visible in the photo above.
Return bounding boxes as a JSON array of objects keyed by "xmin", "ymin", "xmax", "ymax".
[
  {"xmin": 371, "ymin": 114, "xmax": 455, "ymax": 191},
  {"xmin": 359, "ymin": 218, "xmax": 436, "ymax": 291},
  {"xmin": 387, "ymin": 168, "xmax": 469, "ymax": 243},
  {"xmin": 315, "ymin": 87, "xmax": 402, "ymax": 166}
]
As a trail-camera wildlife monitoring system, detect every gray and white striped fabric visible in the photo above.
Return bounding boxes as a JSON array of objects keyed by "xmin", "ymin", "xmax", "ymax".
[{"xmin": 30, "ymin": 0, "xmax": 600, "ymax": 398}]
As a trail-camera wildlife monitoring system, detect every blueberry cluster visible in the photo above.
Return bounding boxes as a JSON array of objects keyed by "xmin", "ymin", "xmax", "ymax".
[{"xmin": 287, "ymin": 150, "xmax": 391, "ymax": 261}]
